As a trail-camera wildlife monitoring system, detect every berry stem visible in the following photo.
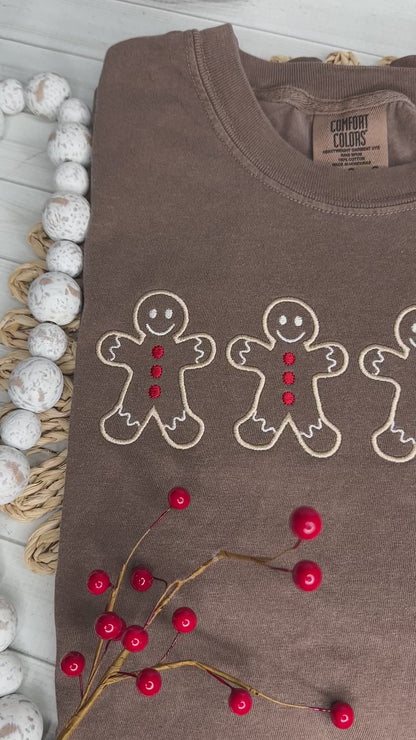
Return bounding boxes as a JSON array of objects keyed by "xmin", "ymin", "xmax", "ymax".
[
  {"xmin": 78, "ymin": 674, "xmax": 84, "ymax": 700},
  {"xmin": 267, "ymin": 566, "xmax": 292, "ymax": 573},
  {"xmin": 153, "ymin": 575, "xmax": 169, "ymax": 589},
  {"xmin": 158, "ymin": 632, "xmax": 180, "ymax": 663},
  {"xmin": 80, "ymin": 507, "xmax": 171, "ymax": 706}
]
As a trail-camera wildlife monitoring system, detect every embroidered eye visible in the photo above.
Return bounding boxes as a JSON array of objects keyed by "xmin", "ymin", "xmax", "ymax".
[
  {"xmin": 165, "ymin": 308, "xmax": 173, "ymax": 319},
  {"xmin": 149, "ymin": 309, "xmax": 157, "ymax": 319},
  {"xmin": 411, "ymin": 322, "xmax": 416, "ymax": 333},
  {"xmin": 279, "ymin": 315, "xmax": 287, "ymax": 326},
  {"xmin": 294, "ymin": 316, "xmax": 303, "ymax": 327}
]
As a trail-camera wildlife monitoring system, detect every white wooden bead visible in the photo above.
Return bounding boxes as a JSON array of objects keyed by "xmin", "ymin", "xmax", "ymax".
[
  {"xmin": 53, "ymin": 161, "xmax": 89, "ymax": 195},
  {"xmin": 0, "ymin": 652, "xmax": 23, "ymax": 697},
  {"xmin": 42, "ymin": 192, "xmax": 90, "ymax": 243},
  {"xmin": 0, "ymin": 597, "xmax": 17, "ymax": 652},
  {"xmin": 0, "ymin": 110, "xmax": 4, "ymax": 139},
  {"xmin": 28, "ymin": 271, "xmax": 82, "ymax": 325},
  {"xmin": 0, "ymin": 446, "xmax": 30, "ymax": 504},
  {"xmin": 0, "ymin": 694, "xmax": 43, "ymax": 740},
  {"xmin": 47, "ymin": 122, "xmax": 92, "ymax": 166},
  {"xmin": 8, "ymin": 357, "xmax": 63, "ymax": 414},
  {"xmin": 46, "ymin": 240, "xmax": 83, "ymax": 278},
  {"xmin": 25, "ymin": 72, "xmax": 70, "ymax": 121},
  {"xmin": 0, "ymin": 79, "xmax": 25, "ymax": 115},
  {"xmin": 0, "ymin": 410, "xmax": 42, "ymax": 451},
  {"xmin": 28, "ymin": 321, "xmax": 68, "ymax": 360},
  {"xmin": 58, "ymin": 97, "xmax": 91, "ymax": 126}
]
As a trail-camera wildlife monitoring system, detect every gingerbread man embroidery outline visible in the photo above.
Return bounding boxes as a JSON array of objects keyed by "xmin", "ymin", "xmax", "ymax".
[
  {"xmin": 96, "ymin": 290, "xmax": 216, "ymax": 449},
  {"xmin": 359, "ymin": 305, "xmax": 416, "ymax": 463},
  {"xmin": 226, "ymin": 297, "xmax": 349, "ymax": 457}
]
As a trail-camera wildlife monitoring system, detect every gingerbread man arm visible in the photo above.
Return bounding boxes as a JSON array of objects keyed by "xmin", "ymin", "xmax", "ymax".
[
  {"xmin": 176, "ymin": 333, "xmax": 216, "ymax": 368},
  {"xmin": 96, "ymin": 331, "xmax": 143, "ymax": 367},
  {"xmin": 226, "ymin": 336, "xmax": 270, "ymax": 370},
  {"xmin": 359, "ymin": 345, "xmax": 405, "ymax": 381},
  {"xmin": 308, "ymin": 342, "xmax": 349, "ymax": 377}
]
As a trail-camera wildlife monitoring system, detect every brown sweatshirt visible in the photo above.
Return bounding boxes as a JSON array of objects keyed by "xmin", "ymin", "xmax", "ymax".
[{"xmin": 55, "ymin": 22, "xmax": 416, "ymax": 739}]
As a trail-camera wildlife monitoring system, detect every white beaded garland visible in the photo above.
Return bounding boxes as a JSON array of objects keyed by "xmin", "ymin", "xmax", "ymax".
[
  {"xmin": 8, "ymin": 356, "xmax": 63, "ymax": 414},
  {"xmin": 25, "ymin": 72, "xmax": 70, "ymax": 121},
  {"xmin": 0, "ymin": 651, "xmax": 23, "ymax": 697},
  {"xmin": 42, "ymin": 192, "xmax": 90, "ymax": 243},
  {"xmin": 53, "ymin": 161, "xmax": 89, "ymax": 195},
  {"xmin": 0, "ymin": 446, "xmax": 30, "ymax": 504},
  {"xmin": 58, "ymin": 97, "xmax": 91, "ymax": 126},
  {"xmin": 0, "ymin": 410, "xmax": 42, "ymax": 451},
  {"xmin": 47, "ymin": 122, "xmax": 92, "ymax": 166},
  {"xmin": 28, "ymin": 321, "xmax": 68, "ymax": 360},
  {"xmin": 0, "ymin": 597, "xmax": 17, "ymax": 652},
  {"xmin": 0, "ymin": 694, "xmax": 43, "ymax": 740},
  {"xmin": 27, "ymin": 271, "xmax": 82, "ymax": 325},
  {"xmin": 46, "ymin": 239, "xmax": 83, "ymax": 278},
  {"xmin": 0, "ymin": 79, "xmax": 25, "ymax": 115}
]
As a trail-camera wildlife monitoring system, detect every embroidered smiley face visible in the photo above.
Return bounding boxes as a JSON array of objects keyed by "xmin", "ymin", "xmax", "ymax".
[
  {"xmin": 263, "ymin": 299, "xmax": 318, "ymax": 347},
  {"xmin": 134, "ymin": 292, "xmax": 188, "ymax": 338}
]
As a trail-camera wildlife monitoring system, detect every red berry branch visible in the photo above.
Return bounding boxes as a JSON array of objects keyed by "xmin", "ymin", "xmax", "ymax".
[{"xmin": 57, "ymin": 491, "xmax": 354, "ymax": 738}]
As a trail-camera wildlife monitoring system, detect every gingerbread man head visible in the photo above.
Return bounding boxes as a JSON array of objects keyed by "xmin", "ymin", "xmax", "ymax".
[
  {"xmin": 394, "ymin": 305, "xmax": 416, "ymax": 352},
  {"xmin": 262, "ymin": 298, "xmax": 319, "ymax": 346},
  {"xmin": 133, "ymin": 290, "xmax": 188, "ymax": 339}
]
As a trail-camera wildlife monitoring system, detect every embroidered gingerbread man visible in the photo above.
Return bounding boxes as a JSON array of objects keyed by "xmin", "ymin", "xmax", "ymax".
[
  {"xmin": 226, "ymin": 298, "xmax": 349, "ymax": 457},
  {"xmin": 359, "ymin": 305, "xmax": 416, "ymax": 462},
  {"xmin": 96, "ymin": 290, "xmax": 216, "ymax": 449}
]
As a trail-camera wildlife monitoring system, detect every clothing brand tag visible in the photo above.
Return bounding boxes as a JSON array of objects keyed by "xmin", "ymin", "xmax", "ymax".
[{"xmin": 312, "ymin": 106, "xmax": 388, "ymax": 169}]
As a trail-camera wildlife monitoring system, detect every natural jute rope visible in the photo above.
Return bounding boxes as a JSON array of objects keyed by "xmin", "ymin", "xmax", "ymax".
[{"xmin": 0, "ymin": 51, "xmax": 395, "ymax": 575}]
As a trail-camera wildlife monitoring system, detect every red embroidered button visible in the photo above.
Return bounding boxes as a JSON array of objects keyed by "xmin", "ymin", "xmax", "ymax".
[
  {"xmin": 149, "ymin": 385, "xmax": 161, "ymax": 398},
  {"xmin": 282, "ymin": 371, "xmax": 295, "ymax": 385},
  {"xmin": 151, "ymin": 365, "xmax": 162, "ymax": 378},
  {"xmin": 283, "ymin": 352, "xmax": 295, "ymax": 365},
  {"xmin": 152, "ymin": 346, "xmax": 164, "ymax": 359},
  {"xmin": 282, "ymin": 391, "xmax": 295, "ymax": 405}
]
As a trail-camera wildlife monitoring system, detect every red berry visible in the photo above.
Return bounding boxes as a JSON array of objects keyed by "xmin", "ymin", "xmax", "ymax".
[
  {"xmin": 95, "ymin": 611, "xmax": 125, "ymax": 640},
  {"xmin": 330, "ymin": 701, "xmax": 354, "ymax": 729},
  {"xmin": 172, "ymin": 606, "xmax": 197, "ymax": 633},
  {"xmin": 122, "ymin": 625, "xmax": 149, "ymax": 652},
  {"xmin": 113, "ymin": 618, "xmax": 126, "ymax": 641},
  {"xmin": 87, "ymin": 569, "xmax": 111, "ymax": 595},
  {"xmin": 136, "ymin": 668, "xmax": 162, "ymax": 696},
  {"xmin": 60, "ymin": 651, "xmax": 85, "ymax": 677},
  {"xmin": 290, "ymin": 507, "xmax": 322, "ymax": 540},
  {"xmin": 292, "ymin": 560, "xmax": 322, "ymax": 592},
  {"xmin": 130, "ymin": 567, "xmax": 154, "ymax": 592},
  {"xmin": 168, "ymin": 487, "xmax": 190, "ymax": 509},
  {"xmin": 228, "ymin": 688, "xmax": 253, "ymax": 715}
]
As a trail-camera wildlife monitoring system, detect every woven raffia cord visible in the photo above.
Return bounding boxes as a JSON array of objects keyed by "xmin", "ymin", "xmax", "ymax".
[
  {"xmin": 0, "ymin": 224, "xmax": 75, "ymax": 574},
  {"xmin": 24, "ymin": 509, "xmax": 61, "ymax": 576},
  {"xmin": 269, "ymin": 52, "xmax": 397, "ymax": 65}
]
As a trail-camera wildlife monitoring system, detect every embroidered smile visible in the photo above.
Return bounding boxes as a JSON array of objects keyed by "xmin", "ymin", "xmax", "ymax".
[
  {"xmin": 146, "ymin": 323, "xmax": 175, "ymax": 336},
  {"xmin": 276, "ymin": 330, "xmax": 306, "ymax": 343},
  {"xmin": 409, "ymin": 337, "xmax": 416, "ymax": 348}
]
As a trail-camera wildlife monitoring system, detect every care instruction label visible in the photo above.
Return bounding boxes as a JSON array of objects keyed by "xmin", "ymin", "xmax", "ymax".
[{"xmin": 312, "ymin": 106, "xmax": 388, "ymax": 169}]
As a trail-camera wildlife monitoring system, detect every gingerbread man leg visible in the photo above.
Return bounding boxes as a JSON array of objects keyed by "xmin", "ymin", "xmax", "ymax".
[
  {"xmin": 101, "ymin": 381, "xmax": 153, "ymax": 444},
  {"xmin": 158, "ymin": 406, "xmax": 203, "ymax": 449},
  {"xmin": 373, "ymin": 394, "xmax": 416, "ymax": 462},
  {"xmin": 296, "ymin": 413, "xmax": 340, "ymax": 458},
  {"xmin": 235, "ymin": 389, "xmax": 282, "ymax": 449}
]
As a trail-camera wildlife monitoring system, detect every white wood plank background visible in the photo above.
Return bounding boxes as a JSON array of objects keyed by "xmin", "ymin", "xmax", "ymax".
[{"xmin": 0, "ymin": 1, "xmax": 415, "ymax": 737}]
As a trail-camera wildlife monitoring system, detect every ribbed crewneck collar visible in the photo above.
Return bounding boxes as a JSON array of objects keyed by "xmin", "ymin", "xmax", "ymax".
[{"xmin": 189, "ymin": 22, "xmax": 416, "ymax": 213}]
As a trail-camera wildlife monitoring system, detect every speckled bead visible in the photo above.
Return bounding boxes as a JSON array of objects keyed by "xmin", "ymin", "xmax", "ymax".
[
  {"xmin": 47, "ymin": 122, "xmax": 92, "ymax": 166},
  {"xmin": 0, "ymin": 694, "xmax": 43, "ymax": 740},
  {"xmin": 0, "ymin": 446, "xmax": 30, "ymax": 504},
  {"xmin": 41, "ymin": 192, "xmax": 90, "ymax": 243},
  {"xmin": 28, "ymin": 321, "xmax": 68, "ymax": 360},
  {"xmin": 0, "ymin": 410, "xmax": 42, "ymax": 451},
  {"xmin": 0, "ymin": 597, "xmax": 17, "ymax": 652},
  {"xmin": 46, "ymin": 240, "xmax": 83, "ymax": 278},
  {"xmin": 53, "ymin": 161, "xmax": 89, "ymax": 195},
  {"xmin": 25, "ymin": 72, "xmax": 70, "ymax": 121},
  {"xmin": 0, "ymin": 651, "xmax": 23, "ymax": 697},
  {"xmin": 0, "ymin": 79, "xmax": 25, "ymax": 115},
  {"xmin": 27, "ymin": 271, "xmax": 82, "ymax": 325},
  {"xmin": 58, "ymin": 97, "xmax": 91, "ymax": 126},
  {"xmin": 8, "ymin": 357, "xmax": 63, "ymax": 413}
]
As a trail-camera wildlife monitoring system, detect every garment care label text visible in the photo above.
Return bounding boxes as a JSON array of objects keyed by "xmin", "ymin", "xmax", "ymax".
[{"xmin": 312, "ymin": 106, "xmax": 388, "ymax": 168}]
